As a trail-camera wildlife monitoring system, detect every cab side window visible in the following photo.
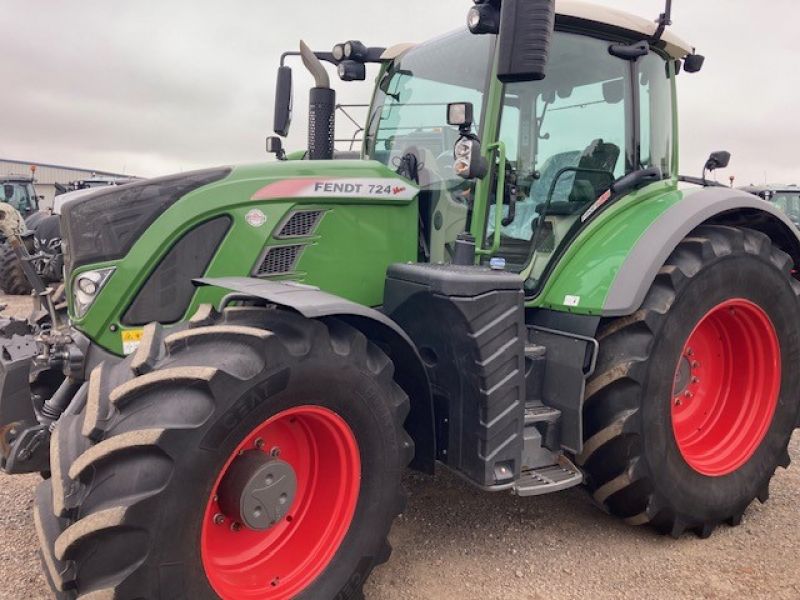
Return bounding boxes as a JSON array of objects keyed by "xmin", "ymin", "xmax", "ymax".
[{"xmin": 489, "ymin": 32, "xmax": 631, "ymax": 281}]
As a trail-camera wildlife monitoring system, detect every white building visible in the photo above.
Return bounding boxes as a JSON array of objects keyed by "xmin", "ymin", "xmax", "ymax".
[{"xmin": 0, "ymin": 158, "xmax": 136, "ymax": 210}]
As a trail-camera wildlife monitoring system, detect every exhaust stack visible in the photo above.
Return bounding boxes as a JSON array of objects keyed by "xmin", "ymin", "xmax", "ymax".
[{"xmin": 300, "ymin": 40, "xmax": 335, "ymax": 160}]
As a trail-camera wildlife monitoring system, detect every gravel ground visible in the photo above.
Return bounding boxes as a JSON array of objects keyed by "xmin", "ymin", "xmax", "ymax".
[{"xmin": 0, "ymin": 294, "xmax": 798, "ymax": 600}]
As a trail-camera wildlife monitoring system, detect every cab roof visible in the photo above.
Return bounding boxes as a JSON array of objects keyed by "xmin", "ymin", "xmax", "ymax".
[
  {"xmin": 382, "ymin": 1, "xmax": 695, "ymax": 61},
  {"xmin": 557, "ymin": 0, "xmax": 694, "ymax": 59}
]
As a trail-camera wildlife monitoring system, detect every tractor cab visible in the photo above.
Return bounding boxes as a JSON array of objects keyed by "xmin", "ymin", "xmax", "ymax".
[
  {"xmin": 741, "ymin": 184, "xmax": 800, "ymax": 227},
  {"xmin": 364, "ymin": 3, "xmax": 694, "ymax": 291},
  {"xmin": 273, "ymin": 1, "xmax": 697, "ymax": 285},
  {"xmin": 0, "ymin": 176, "xmax": 39, "ymax": 217}
]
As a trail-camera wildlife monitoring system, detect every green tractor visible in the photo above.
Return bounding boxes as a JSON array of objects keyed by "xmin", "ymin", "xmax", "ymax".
[
  {"xmin": 0, "ymin": 175, "xmax": 43, "ymax": 294},
  {"xmin": 740, "ymin": 184, "xmax": 800, "ymax": 228},
  {"xmin": 1, "ymin": 1, "xmax": 799, "ymax": 598}
]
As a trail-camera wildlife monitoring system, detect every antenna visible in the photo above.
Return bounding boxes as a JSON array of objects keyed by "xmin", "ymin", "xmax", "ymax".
[{"xmin": 652, "ymin": 0, "xmax": 673, "ymax": 42}]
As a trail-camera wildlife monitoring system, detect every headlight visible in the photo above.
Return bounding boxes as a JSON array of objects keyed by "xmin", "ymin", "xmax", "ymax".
[
  {"xmin": 451, "ymin": 138, "xmax": 488, "ymax": 180},
  {"xmin": 73, "ymin": 267, "xmax": 115, "ymax": 318},
  {"xmin": 455, "ymin": 139, "xmax": 473, "ymax": 158}
]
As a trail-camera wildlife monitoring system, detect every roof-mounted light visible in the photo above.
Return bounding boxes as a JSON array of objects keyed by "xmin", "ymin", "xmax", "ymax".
[{"xmin": 467, "ymin": 2, "xmax": 501, "ymax": 35}]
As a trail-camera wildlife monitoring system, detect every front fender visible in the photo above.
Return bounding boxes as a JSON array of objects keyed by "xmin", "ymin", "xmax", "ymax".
[{"xmin": 196, "ymin": 276, "xmax": 435, "ymax": 472}]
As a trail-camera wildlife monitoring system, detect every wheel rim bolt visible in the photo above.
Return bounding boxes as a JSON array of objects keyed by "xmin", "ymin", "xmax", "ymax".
[
  {"xmin": 254, "ymin": 438, "xmax": 265, "ymax": 450},
  {"xmin": 270, "ymin": 447, "xmax": 281, "ymax": 457},
  {"xmin": 692, "ymin": 361, "xmax": 700, "ymax": 368},
  {"xmin": 691, "ymin": 377, "xmax": 700, "ymax": 384},
  {"xmin": 231, "ymin": 522, "xmax": 242, "ymax": 532},
  {"xmin": 213, "ymin": 513, "xmax": 225, "ymax": 526}
]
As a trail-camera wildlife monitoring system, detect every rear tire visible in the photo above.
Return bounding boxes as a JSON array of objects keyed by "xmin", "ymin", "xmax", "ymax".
[
  {"xmin": 35, "ymin": 306, "xmax": 413, "ymax": 599},
  {"xmin": 0, "ymin": 243, "xmax": 32, "ymax": 295},
  {"xmin": 579, "ymin": 225, "xmax": 800, "ymax": 537}
]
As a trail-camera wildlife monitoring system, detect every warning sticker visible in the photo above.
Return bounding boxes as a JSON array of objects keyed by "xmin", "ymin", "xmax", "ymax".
[
  {"xmin": 121, "ymin": 329, "xmax": 144, "ymax": 355},
  {"xmin": 564, "ymin": 295, "xmax": 581, "ymax": 308}
]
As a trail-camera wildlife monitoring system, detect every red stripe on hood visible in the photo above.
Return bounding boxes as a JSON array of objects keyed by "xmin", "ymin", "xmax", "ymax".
[{"xmin": 250, "ymin": 178, "xmax": 320, "ymax": 200}]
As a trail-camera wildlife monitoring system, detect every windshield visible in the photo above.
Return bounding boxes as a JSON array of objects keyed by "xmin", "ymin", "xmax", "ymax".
[
  {"xmin": 366, "ymin": 29, "xmax": 494, "ymax": 191},
  {"xmin": 1, "ymin": 182, "xmax": 35, "ymax": 212}
]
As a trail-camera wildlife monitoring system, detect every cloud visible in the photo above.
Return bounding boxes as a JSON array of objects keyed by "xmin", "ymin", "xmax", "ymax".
[{"xmin": 1, "ymin": 0, "xmax": 797, "ymax": 186}]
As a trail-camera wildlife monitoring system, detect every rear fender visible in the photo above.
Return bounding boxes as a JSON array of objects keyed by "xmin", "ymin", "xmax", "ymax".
[
  {"xmin": 536, "ymin": 184, "xmax": 800, "ymax": 316},
  {"xmin": 196, "ymin": 276, "xmax": 435, "ymax": 472},
  {"xmin": 603, "ymin": 188, "xmax": 800, "ymax": 316}
]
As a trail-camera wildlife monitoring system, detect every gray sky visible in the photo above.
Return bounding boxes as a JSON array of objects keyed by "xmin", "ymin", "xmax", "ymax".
[{"xmin": 1, "ymin": 0, "xmax": 797, "ymax": 186}]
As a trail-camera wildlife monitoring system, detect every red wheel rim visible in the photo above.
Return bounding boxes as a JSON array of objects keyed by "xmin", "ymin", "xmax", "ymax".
[
  {"xmin": 671, "ymin": 299, "xmax": 781, "ymax": 477},
  {"xmin": 201, "ymin": 406, "xmax": 361, "ymax": 599}
]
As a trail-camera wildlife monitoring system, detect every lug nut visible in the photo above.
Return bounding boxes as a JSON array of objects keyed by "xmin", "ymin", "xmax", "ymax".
[
  {"xmin": 686, "ymin": 348, "xmax": 694, "ymax": 356},
  {"xmin": 255, "ymin": 438, "xmax": 265, "ymax": 450},
  {"xmin": 691, "ymin": 377, "xmax": 700, "ymax": 384},
  {"xmin": 270, "ymin": 446, "xmax": 281, "ymax": 457},
  {"xmin": 213, "ymin": 513, "xmax": 225, "ymax": 526},
  {"xmin": 231, "ymin": 522, "xmax": 242, "ymax": 532}
]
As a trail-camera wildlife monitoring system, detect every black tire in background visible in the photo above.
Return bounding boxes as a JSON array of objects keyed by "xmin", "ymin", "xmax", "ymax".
[
  {"xmin": 0, "ymin": 243, "xmax": 32, "ymax": 295},
  {"xmin": 35, "ymin": 306, "xmax": 413, "ymax": 599},
  {"xmin": 579, "ymin": 225, "xmax": 800, "ymax": 537}
]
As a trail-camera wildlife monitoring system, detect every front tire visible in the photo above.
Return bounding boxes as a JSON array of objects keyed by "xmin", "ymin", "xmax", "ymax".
[
  {"xmin": 579, "ymin": 225, "xmax": 800, "ymax": 537},
  {"xmin": 0, "ymin": 243, "xmax": 32, "ymax": 295},
  {"xmin": 35, "ymin": 306, "xmax": 413, "ymax": 599}
]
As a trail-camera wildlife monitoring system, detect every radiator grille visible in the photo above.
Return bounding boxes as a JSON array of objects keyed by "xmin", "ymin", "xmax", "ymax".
[
  {"xmin": 256, "ymin": 245, "xmax": 303, "ymax": 276},
  {"xmin": 277, "ymin": 210, "xmax": 325, "ymax": 238}
]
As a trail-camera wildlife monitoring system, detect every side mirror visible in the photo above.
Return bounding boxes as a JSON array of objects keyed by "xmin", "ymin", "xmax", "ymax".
[
  {"xmin": 273, "ymin": 65, "xmax": 293, "ymax": 137},
  {"xmin": 496, "ymin": 0, "xmax": 555, "ymax": 83},
  {"xmin": 266, "ymin": 136, "xmax": 287, "ymax": 160},
  {"xmin": 705, "ymin": 151, "xmax": 731, "ymax": 172}
]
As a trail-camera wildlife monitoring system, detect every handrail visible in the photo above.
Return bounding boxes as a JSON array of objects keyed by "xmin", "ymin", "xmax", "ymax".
[{"xmin": 476, "ymin": 140, "xmax": 506, "ymax": 256}]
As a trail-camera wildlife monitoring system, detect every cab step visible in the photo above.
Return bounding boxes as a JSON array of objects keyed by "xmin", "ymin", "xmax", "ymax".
[
  {"xmin": 512, "ymin": 455, "xmax": 583, "ymax": 497},
  {"xmin": 524, "ymin": 405, "xmax": 561, "ymax": 425}
]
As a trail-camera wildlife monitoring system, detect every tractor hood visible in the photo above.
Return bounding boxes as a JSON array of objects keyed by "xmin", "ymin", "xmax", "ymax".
[
  {"xmin": 61, "ymin": 159, "xmax": 418, "ymax": 273},
  {"xmin": 64, "ymin": 158, "xmax": 420, "ymax": 355}
]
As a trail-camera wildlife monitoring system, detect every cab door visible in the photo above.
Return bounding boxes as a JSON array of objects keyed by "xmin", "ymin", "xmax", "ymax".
[{"xmin": 481, "ymin": 31, "xmax": 674, "ymax": 296}]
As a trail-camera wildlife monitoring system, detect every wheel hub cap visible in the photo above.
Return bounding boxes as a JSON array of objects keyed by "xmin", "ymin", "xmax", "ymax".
[{"xmin": 218, "ymin": 452, "xmax": 298, "ymax": 531}]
